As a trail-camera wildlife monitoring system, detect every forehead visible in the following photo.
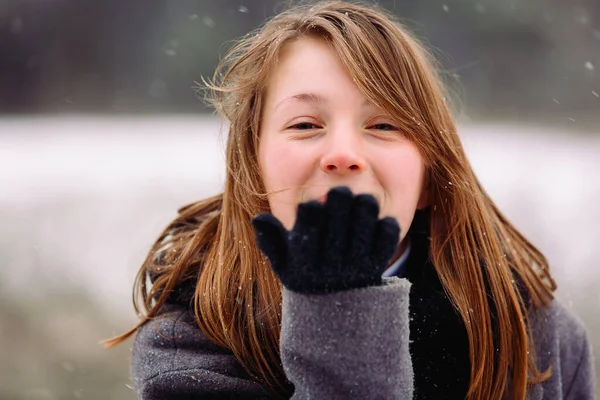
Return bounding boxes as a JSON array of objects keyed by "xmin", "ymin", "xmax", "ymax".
[
  {"xmin": 263, "ymin": 37, "xmax": 361, "ymax": 104},
  {"xmin": 274, "ymin": 38, "xmax": 342, "ymax": 80}
]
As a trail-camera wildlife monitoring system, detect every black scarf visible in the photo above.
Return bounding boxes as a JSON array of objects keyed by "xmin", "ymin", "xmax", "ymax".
[{"xmin": 404, "ymin": 209, "xmax": 470, "ymax": 399}]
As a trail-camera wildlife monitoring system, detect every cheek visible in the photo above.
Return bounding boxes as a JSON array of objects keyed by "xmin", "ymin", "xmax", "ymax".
[
  {"xmin": 259, "ymin": 140, "xmax": 308, "ymax": 191},
  {"xmin": 259, "ymin": 139, "xmax": 314, "ymax": 228},
  {"xmin": 376, "ymin": 148, "xmax": 426, "ymax": 236}
]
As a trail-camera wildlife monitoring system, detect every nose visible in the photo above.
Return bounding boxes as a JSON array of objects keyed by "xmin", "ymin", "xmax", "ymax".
[{"xmin": 319, "ymin": 129, "xmax": 366, "ymax": 174}]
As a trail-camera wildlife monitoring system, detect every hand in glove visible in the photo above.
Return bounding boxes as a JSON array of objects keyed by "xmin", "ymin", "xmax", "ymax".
[{"xmin": 251, "ymin": 186, "xmax": 400, "ymax": 294}]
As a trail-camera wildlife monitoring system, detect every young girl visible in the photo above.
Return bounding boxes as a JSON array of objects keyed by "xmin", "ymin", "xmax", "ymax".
[{"xmin": 105, "ymin": 1, "xmax": 595, "ymax": 399}]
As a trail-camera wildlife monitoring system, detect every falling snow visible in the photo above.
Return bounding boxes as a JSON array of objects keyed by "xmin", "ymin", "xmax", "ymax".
[
  {"xmin": 203, "ymin": 16, "xmax": 215, "ymax": 28},
  {"xmin": 584, "ymin": 61, "xmax": 595, "ymax": 71}
]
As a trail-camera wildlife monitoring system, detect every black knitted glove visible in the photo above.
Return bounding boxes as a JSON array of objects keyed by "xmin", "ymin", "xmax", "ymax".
[{"xmin": 251, "ymin": 186, "xmax": 400, "ymax": 294}]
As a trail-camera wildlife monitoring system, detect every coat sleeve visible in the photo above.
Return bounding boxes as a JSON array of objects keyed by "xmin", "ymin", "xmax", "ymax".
[
  {"xmin": 131, "ymin": 303, "xmax": 272, "ymax": 399},
  {"xmin": 280, "ymin": 276, "xmax": 414, "ymax": 400},
  {"xmin": 132, "ymin": 277, "xmax": 414, "ymax": 399}
]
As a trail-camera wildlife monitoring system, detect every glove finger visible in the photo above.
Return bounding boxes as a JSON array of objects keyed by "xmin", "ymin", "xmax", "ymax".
[
  {"xmin": 322, "ymin": 186, "xmax": 354, "ymax": 269},
  {"xmin": 289, "ymin": 199, "xmax": 326, "ymax": 273},
  {"xmin": 372, "ymin": 217, "xmax": 401, "ymax": 273},
  {"xmin": 347, "ymin": 194, "xmax": 379, "ymax": 268},
  {"xmin": 292, "ymin": 200, "xmax": 325, "ymax": 233},
  {"xmin": 251, "ymin": 213, "xmax": 289, "ymax": 276}
]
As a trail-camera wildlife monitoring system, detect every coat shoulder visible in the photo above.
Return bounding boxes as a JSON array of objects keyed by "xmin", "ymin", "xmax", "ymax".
[
  {"xmin": 530, "ymin": 298, "xmax": 589, "ymax": 361},
  {"xmin": 131, "ymin": 303, "xmax": 270, "ymax": 399},
  {"xmin": 529, "ymin": 298, "xmax": 595, "ymax": 400}
]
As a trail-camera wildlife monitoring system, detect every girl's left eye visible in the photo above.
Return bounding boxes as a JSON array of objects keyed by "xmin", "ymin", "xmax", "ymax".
[{"xmin": 369, "ymin": 123, "xmax": 398, "ymax": 131}]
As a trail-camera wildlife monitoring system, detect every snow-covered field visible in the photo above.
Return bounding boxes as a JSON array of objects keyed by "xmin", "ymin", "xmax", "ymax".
[{"xmin": 1, "ymin": 115, "xmax": 599, "ymax": 323}]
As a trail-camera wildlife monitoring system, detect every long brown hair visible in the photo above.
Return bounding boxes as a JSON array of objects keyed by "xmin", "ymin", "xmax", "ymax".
[{"xmin": 104, "ymin": 1, "xmax": 556, "ymax": 399}]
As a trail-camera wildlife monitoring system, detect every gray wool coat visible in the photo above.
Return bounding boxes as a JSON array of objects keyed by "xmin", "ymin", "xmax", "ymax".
[{"xmin": 131, "ymin": 277, "xmax": 595, "ymax": 399}]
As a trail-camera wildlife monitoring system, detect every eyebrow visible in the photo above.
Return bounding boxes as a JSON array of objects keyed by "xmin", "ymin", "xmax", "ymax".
[{"xmin": 273, "ymin": 92, "xmax": 373, "ymax": 111}]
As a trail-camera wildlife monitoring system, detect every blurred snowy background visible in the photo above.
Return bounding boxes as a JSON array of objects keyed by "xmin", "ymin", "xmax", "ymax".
[{"xmin": 1, "ymin": 0, "xmax": 599, "ymax": 398}]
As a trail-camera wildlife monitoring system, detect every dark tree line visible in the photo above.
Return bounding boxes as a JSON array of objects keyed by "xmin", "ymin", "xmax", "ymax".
[{"xmin": 0, "ymin": 0, "xmax": 598, "ymax": 118}]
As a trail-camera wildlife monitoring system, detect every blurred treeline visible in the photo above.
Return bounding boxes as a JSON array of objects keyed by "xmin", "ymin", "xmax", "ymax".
[{"xmin": 0, "ymin": 0, "xmax": 599, "ymax": 121}]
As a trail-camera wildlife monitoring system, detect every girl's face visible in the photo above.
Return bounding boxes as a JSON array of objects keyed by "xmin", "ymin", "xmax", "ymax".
[{"xmin": 258, "ymin": 37, "xmax": 427, "ymax": 244}]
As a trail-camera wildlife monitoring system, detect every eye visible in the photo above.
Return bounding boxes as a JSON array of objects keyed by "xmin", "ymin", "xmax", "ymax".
[
  {"xmin": 289, "ymin": 122, "xmax": 320, "ymax": 130},
  {"xmin": 284, "ymin": 120, "xmax": 323, "ymax": 140},
  {"xmin": 369, "ymin": 123, "xmax": 398, "ymax": 131}
]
